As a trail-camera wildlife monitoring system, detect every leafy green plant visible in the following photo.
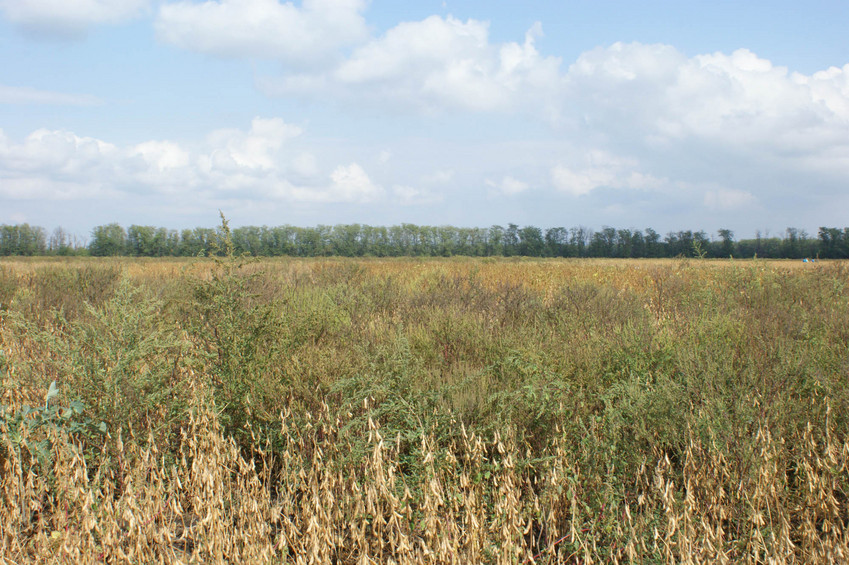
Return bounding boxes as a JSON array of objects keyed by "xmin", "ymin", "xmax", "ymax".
[
  {"xmin": 0, "ymin": 381, "xmax": 105, "ymax": 472},
  {"xmin": 693, "ymin": 238, "xmax": 708, "ymax": 259},
  {"xmin": 5, "ymin": 274, "xmax": 189, "ymax": 446},
  {"xmin": 186, "ymin": 213, "xmax": 287, "ymax": 442}
]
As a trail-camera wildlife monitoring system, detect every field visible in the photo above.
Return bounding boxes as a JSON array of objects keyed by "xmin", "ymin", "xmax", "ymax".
[{"xmin": 1, "ymin": 254, "xmax": 848, "ymax": 563}]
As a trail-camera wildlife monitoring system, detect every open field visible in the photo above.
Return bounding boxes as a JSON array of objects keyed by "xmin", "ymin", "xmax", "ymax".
[{"xmin": 1, "ymin": 255, "xmax": 848, "ymax": 563}]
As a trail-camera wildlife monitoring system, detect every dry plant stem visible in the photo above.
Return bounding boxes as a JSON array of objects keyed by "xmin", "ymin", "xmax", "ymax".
[{"xmin": 0, "ymin": 257, "xmax": 847, "ymax": 563}]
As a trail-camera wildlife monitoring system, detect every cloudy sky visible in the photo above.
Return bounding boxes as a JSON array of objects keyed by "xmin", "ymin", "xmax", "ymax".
[{"xmin": 1, "ymin": 0, "xmax": 848, "ymax": 238}]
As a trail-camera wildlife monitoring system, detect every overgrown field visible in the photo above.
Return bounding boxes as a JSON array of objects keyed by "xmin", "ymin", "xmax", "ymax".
[{"xmin": 1, "ymin": 254, "xmax": 848, "ymax": 563}]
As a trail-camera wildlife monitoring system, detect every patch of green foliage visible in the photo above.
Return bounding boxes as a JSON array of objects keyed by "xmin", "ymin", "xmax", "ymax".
[{"xmin": 0, "ymin": 381, "xmax": 106, "ymax": 475}]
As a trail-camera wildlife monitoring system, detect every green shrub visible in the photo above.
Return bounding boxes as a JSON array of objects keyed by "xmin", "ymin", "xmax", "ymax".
[{"xmin": 0, "ymin": 381, "xmax": 106, "ymax": 475}]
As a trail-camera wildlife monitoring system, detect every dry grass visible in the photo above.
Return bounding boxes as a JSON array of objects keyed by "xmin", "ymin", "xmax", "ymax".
[
  {"xmin": 1, "ymin": 257, "xmax": 848, "ymax": 563},
  {"xmin": 2, "ymin": 392, "xmax": 847, "ymax": 563}
]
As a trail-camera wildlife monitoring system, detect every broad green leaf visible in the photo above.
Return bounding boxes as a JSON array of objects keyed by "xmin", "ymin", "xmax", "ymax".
[{"xmin": 45, "ymin": 381, "xmax": 59, "ymax": 406}]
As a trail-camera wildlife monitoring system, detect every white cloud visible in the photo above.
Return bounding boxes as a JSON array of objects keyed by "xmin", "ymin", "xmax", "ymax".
[
  {"xmin": 549, "ymin": 151, "xmax": 666, "ymax": 197},
  {"xmin": 0, "ymin": 128, "xmax": 142, "ymax": 199},
  {"xmin": 328, "ymin": 163, "xmax": 383, "ymax": 202},
  {"xmin": 568, "ymin": 44, "xmax": 849, "ymax": 152},
  {"xmin": 156, "ymin": 0, "xmax": 368, "ymax": 64},
  {"xmin": 131, "ymin": 141, "xmax": 190, "ymax": 171},
  {"xmin": 0, "ymin": 84, "xmax": 102, "ymax": 105},
  {"xmin": 279, "ymin": 163, "xmax": 383, "ymax": 203},
  {"xmin": 3, "ymin": 8, "xmax": 849, "ymax": 232},
  {"xmin": 804, "ymin": 64, "xmax": 849, "ymax": 118},
  {"xmin": 486, "ymin": 175, "xmax": 529, "ymax": 196},
  {"xmin": 0, "ymin": 120, "xmax": 386, "ymax": 206},
  {"xmin": 0, "ymin": 128, "xmax": 117, "ymax": 175},
  {"xmin": 291, "ymin": 152, "xmax": 319, "ymax": 178},
  {"xmin": 202, "ymin": 117, "xmax": 302, "ymax": 171},
  {"xmin": 125, "ymin": 140, "xmax": 194, "ymax": 194},
  {"xmin": 333, "ymin": 16, "xmax": 491, "ymax": 84},
  {"xmin": 265, "ymin": 16, "xmax": 564, "ymax": 114},
  {"xmin": 260, "ymin": 31, "xmax": 849, "ymax": 199},
  {"xmin": 550, "ymin": 165, "xmax": 613, "ymax": 197},
  {"xmin": 545, "ymin": 42, "xmax": 849, "ymax": 213},
  {"xmin": 242, "ymin": 9, "xmax": 849, "ymax": 195},
  {"xmin": 251, "ymin": 19, "xmax": 849, "ymax": 197},
  {"xmin": 0, "ymin": 0, "xmax": 149, "ymax": 37}
]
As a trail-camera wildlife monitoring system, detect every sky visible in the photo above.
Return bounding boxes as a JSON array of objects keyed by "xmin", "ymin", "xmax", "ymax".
[{"xmin": 1, "ymin": 0, "xmax": 848, "ymax": 240}]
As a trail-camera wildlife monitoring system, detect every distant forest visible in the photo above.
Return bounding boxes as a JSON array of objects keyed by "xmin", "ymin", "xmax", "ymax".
[{"xmin": 2, "ymin": 222, "xmax": 848, "ymax": 259}]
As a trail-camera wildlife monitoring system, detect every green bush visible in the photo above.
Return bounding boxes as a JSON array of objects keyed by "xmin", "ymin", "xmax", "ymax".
[{"xmin": 0, "ymin": 381, "xmax": 106, "ymax": 476}]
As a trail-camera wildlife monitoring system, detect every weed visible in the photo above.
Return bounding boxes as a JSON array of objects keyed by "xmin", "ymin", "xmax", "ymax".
[{"xmin": 0, "ymin": 256, "xmax": 847, "ymax": 562}]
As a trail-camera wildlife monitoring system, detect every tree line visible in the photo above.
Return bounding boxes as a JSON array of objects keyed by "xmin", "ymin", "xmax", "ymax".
[{"xmin": 1, "ymin": 222, "xmax": 848, "ymax": 259}]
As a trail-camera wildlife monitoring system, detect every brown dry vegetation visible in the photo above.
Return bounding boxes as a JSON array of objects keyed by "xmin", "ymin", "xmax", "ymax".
[{"xmin": 1, "ymin": 253, "xmax": 848, "ymax": 563}]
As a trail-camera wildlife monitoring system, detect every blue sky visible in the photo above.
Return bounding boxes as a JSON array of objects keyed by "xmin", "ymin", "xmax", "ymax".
[{"xmin": 1, "ymin": 0, "xmax": 848, "ymax": 239}]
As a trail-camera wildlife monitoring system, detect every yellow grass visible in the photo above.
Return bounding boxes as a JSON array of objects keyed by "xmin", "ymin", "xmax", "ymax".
[{"xmin": 1, "ymin": 257, "xmax": 847, "ymax": 563}]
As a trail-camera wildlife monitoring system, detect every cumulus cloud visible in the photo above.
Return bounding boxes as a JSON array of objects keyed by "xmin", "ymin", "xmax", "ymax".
[
  {"xmin": 249, "ymin": 18, "xmax": 849, "ymax": 156},
  {"xmin": 0, "ymin": 0, "xmax": 149, "ymax": 38},
  {"xmin": 125, "ymin": 140, "xmax": 194, "ymax": 194},
  {"xmin": 263, "ymin": 16, "xmax": 564, "ymax": 114},
  {"xmin": 567, "ymin": 44, "xmax": 849, "ymax": 153},
  {"xmin": 156, "ymin": 0, "xmax": 368, "ymax": 64},
  {"xmin": 327, "ymin": 163, "xmax": 383, "ymax": 202},
  {"xmin": 0, "ymin": 119, "xmax": 385, "ymax": 205},
  {"xmin": 253, "ymin": 18, "xmax": 849, "ymax": 195},
  {"xmin": 0, "ymin": 127, "xmax": 179, "ymax": 199},
  {"xmin": 185, "ymin": 6, "xmax": 849, "ymax": 200},
  {"xmin": 256, "ymin": 24, "xmax": 849, "ymax": 207},
  {"xmin": 4, "ymin": 1, "xmax": 849, "ymax": 232},
  {"xmin": 550, "ymin": 165, "xmax": 613, "ymax": 197},
  {"xmin": 201, "ymin": 117, "xmax": 302, "ymax": 172},
  {"xmin": 330, "ymin": 15, "xmax": 502, "ymax": 110},
  {"xmin": 131, "ymin": 141, "xmax": 190, "ymax": 171},
  {"xmin": 545, "ymin": 43, "xmax": 849, "ymax": 217},
  {"xmin": 0, "ymin": 128, "xmax": 118, "ymax": 199},
  {"xmin": 0, "ymin": 128, "xmax": 117, "ymax": 177}
]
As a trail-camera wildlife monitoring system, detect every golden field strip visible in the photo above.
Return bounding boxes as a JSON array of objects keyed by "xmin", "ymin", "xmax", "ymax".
[{"xmin": 1, "ymin": 256, "xmax": 848, "ymax": 563}]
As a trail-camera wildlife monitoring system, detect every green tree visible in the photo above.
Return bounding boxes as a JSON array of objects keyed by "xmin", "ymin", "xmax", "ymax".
[
  {"xmin": 644, "ymin": 228, "xmax": 661, "ymax": 257},
  {"xmin": 544, "ymin": 227, "xmax": 568, "ymax": 257},
  {"xmin": 488, "ymin": 225, "xmax": 505, "ymax": 255},
  {"xmin": 518, "ymin": 225, "xmax": 544, "ymax": 256},
  {"xmin": 589, "ymin": 227, "xmax": 616, "ymax": 257},
  {"xmin": 570, "ymin": 226, "xmax": 591, "ymax": 257},
  {"xmin": 0, "ymin": 224, "xmax": 46, "ymax": 255},
  {"xmin": 436, "ymin": 226, "xmax": 457, "ymax": 256},
  {"xmin": 818, "ymin": 227, "xmax": 842, "ymax": 258},
  {"xmin": 615, "ymin": 229, "xmax": 633, "ymax": 258},
  {"xmin": 330, "ymin": 224, "xmax": 362, "ymax": 256},
  {"xmin": 504, "ymin": 224, "xmax": 519, "ymax": 256},
  {"xmin": 127, "ymin": 225, "xmax": 156, "ymax": 256},
  {"xmin": 717, "ymin": 229, "xmax": 735, "ymax": 258},
  {"xmin": 89, "ymin": 224, "xmax": 126, "ymax": 256}
]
